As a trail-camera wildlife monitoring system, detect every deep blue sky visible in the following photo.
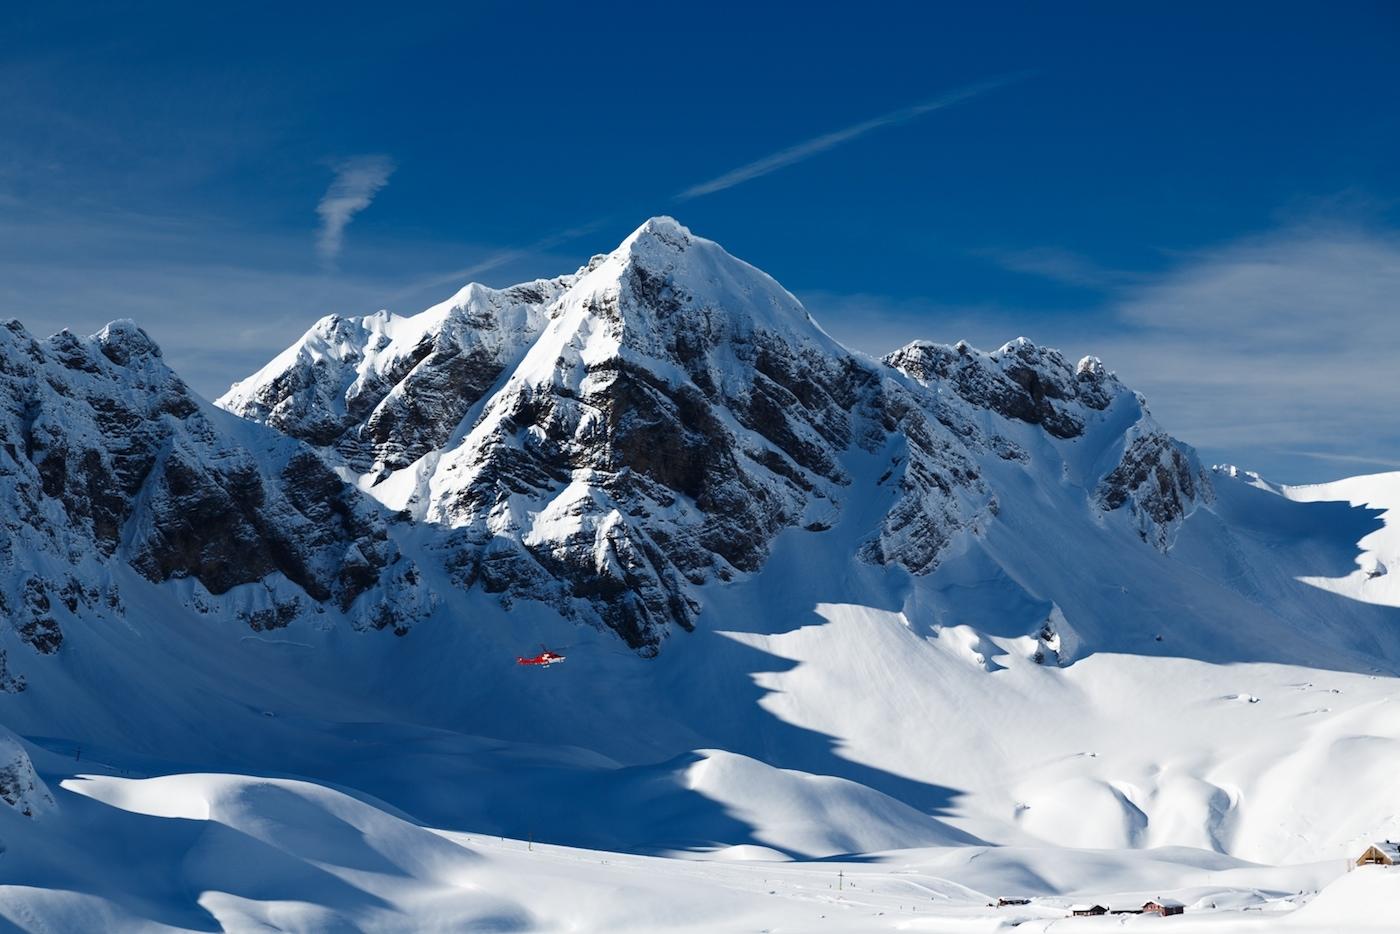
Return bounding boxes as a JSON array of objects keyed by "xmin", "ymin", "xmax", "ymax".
[{"xmin": 3, "ymin": 1, "xmax": 1398, "ymax": 481}]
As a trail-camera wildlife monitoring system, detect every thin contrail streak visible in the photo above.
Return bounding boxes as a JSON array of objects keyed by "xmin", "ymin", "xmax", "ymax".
[
  {"xmin": 398, "ymin": 74, "xmax": 1027, "ymax": 299},
  {"xmin": 675, "ymin": 73, "xmax": 1031, "ymax": 202}
]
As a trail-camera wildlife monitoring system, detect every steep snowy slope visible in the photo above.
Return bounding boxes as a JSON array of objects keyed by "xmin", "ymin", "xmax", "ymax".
[{"xmin": 1, "ymin": 218, "xmax": 1398, "ymax": 931}]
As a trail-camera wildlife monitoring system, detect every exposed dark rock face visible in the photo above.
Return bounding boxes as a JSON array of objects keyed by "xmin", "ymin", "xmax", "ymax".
[
  {"xmin": 858, "ymin": 384, "xmax": 988, "ymax": 574},
  {"xmin": 0, "ymin": 650, "xmax": 24, "ymax": 693},
  {"xmin": 0, "ymin": 318, "xmax": 416, "ymax": 681},
  {"xmin": 17, "ymin": 576, "xmax": 63, "ymax": 655},
  {"xmin": 0, "ymin": 728, "xmax": 52, "ymax": 817},
  {"xmin": 1097, "ymin": 430, "xmax": 1211, "ymax": 549},
  {"xmin": 419, "ymin": 223, "xmax": 889, "ymax": 651},
  {"xmin": 885, "ymin": 338, "xmax": 1116, "ymax": 440}
]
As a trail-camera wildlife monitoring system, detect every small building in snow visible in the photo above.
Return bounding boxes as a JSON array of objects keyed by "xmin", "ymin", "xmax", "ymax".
[
  {"xmin": 1070, "ymin": 904, "xmax": 1108, "ymax": 916},
  {"xmin": 996, "ymin": 897, "xmax": 1030, "ymax": 907},
  {"xmin": 1142, "ymin": 898, "xmax": 1185, "ymax": 916},
  {"xmin": 1356, "ymin": 842, "xmax": 1400, "ymax": 867}
]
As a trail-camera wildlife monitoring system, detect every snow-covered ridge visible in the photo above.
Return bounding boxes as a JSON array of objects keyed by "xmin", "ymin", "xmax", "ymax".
[
  {"xmin": 884, "ymin": 336, "xmax": 1119, "ymax": 440},
  {"xmin": 221, "ymin": 275, "xmax": 571, "ymax": 480},
  {"xmin": 218, "ymin": 217, "xmax": 1202, "ymax": 649}
]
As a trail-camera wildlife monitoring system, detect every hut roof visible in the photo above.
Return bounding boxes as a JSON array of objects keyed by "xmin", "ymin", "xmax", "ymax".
[{"xmin": 1375, "ymin": 842, "xmax": 1400, "ymax": 860}]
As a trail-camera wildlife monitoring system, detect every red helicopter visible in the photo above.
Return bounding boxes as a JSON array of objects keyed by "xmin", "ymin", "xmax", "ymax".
[{"xmin": 516, "ymin": 645, "xmax": 567, "ymax": 667}]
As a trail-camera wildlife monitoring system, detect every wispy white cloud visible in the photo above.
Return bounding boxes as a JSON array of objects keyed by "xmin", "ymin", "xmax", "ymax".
[
  {"xmin": 984, "ymin": 246, "xmax": 1139, "ymax": 290},
  {"xmin": 316, "ymin": 155, "xmax": 395, "ymax": 266},
  {"xmin": 675, "ymin": 74, "xmax": 1028, "ymax": 202},
  {"xmin": 800, "ymin": 223, "xmax": 1400, "ymax": 483},
  {"xmin": 1090, "ymin": 227, "xmax": 1400, "ymax": 475}
]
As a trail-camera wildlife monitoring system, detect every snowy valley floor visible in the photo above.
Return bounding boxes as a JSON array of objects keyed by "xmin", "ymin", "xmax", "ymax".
[{"xmin": 3, "ymin": 758, "xmax": 1398, "ymax": 933}]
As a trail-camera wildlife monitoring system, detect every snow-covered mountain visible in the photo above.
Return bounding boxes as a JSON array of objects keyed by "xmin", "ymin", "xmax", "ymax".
[
  {"xmin": 218, "ymin": 217, "xmax": 1203, "ymax": 652},
  {"xmin": 2, "ymin": 218, "xmax": 1399, "ymax": 930}
]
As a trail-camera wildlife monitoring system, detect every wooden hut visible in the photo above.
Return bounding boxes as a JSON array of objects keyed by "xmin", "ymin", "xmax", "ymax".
[
  {"xmin": 1142, "ymin": 898, "xmax": 1185, "ymax": 916},
  {"xmin": 1356, "ymin": 841, "xmax": 1400, "ymax": 867},
  {"xmin": 1069, "ymin": 904, "xmax": 1108, "ymax": 917},
  {"xmin": 996, "ymin": 897, "xmax": 1030, "ymax": 907}
]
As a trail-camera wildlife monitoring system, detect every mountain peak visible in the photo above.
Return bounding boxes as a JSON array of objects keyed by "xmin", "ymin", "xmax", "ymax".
[
  {"xmin": 95, "ymin": 319, "xmax": 163, "ymax": 365},
  {"xmin": 556, "ymin": 216, "xmax": 837, "ymax": 357},
  {"xmin": 625, "ymin": 215, "xmax": 692, "ymax": 243}
]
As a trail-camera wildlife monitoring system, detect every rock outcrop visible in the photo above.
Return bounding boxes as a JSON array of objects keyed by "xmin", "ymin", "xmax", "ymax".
[
  {"xmin": 0, "ymin": 318, "xmax": 419, "ymax": 679},
  {"xmin": 1096, "ymin": 427, "xmax": 1210, "ymax": 549},
  {"xmin": 0, "ymin": 727, "xmax": 52, "ymax": 817}
]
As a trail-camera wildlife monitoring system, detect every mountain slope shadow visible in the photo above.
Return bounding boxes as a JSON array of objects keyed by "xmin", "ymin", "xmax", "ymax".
[{"xmin": 915, "ymin": 462, "xmax": 1400, "ymax": 675}]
